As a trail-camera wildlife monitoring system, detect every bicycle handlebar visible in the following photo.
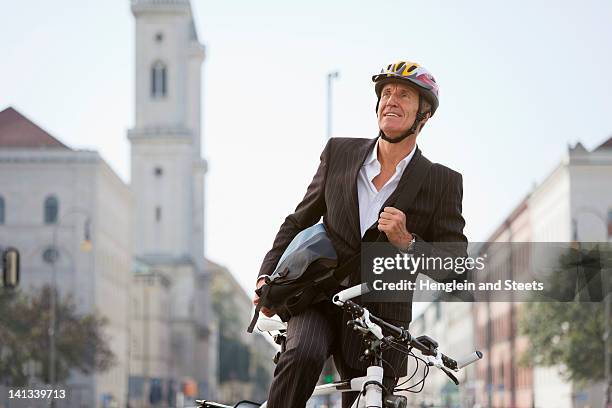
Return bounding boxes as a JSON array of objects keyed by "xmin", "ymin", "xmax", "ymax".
[
  {"xmin": 339, "ymin": 297, "xmax": 482, "ymax": 378},
  {"xmin": 332, "ymin": 283, "xmax": 371, "ymax": 305}
]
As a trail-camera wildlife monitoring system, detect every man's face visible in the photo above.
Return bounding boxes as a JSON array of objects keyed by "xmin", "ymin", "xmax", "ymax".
[{"xmin": 377, "ymin": 82, "xmax": 421, "ymax": 138}]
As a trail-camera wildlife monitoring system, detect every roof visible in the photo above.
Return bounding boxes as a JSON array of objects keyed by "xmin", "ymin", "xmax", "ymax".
[
  {"xmin": 595, "ymin": 135, "xmax": 612, "ymax": 151},
  {"xmin": 0, "ymin": 107, "xmax": 71, "ymax": 150}
]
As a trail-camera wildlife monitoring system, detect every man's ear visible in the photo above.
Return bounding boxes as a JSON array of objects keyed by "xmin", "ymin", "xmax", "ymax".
[{"xmin": 416, "ymin": 111, "xmax": 431, "ymax": 133}]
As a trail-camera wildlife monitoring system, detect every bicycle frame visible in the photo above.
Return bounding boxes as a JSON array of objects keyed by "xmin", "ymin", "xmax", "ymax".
[
  {"xmin": 197, "ymin": 283, "xmax": 482, "ymax": 408},
  {"xmin": 256, "ymin": 312, "xmax": 404, "ymax": 407},
  {"xmin": 199, "ymin": 365, "xmax": 387, "ymax": 408},
  {"xmin": 257, "ymin": 366, "xmax": 385, "ymax": 408},
  {"xmin": 312, "ymin": 365, "xmax": 385, "ymax": 408}
]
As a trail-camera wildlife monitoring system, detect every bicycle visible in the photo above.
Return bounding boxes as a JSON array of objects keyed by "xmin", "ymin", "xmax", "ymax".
[{"xmin": 196, "ymin": 283, "xmax": 483, "ymax": 408}]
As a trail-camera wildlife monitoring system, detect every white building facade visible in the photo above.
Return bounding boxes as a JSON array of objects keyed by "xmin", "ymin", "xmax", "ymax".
[
  {"xmin": 527, "ymin": 140, "xmax": 612, "ymax": 408},
  {"xmin": 127, "ymin": 0, "xmax": 215, "ymax": 401},
  {"xmin": 0, "ymin": 107, "xmax": 132, "ymax": 408},
  {"xmin": 405, "ymin": 137, "xmax": 612, "ymax": 408}
]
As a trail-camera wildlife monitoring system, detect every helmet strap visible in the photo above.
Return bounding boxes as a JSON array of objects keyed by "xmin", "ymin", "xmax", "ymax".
[{"xmin": 379, "ymin": 96, "xmax": 426, "ymax": 144}]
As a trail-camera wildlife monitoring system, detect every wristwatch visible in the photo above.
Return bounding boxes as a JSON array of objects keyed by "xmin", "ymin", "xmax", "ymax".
[{"xmin": 399, "ymin": 234, "xmax": 416, "ymax": 253}]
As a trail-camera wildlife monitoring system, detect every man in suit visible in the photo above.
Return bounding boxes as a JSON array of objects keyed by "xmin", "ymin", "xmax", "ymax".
[{"xmin": 253, "ymin": 61, "xmax": 467, "ymax": 407}]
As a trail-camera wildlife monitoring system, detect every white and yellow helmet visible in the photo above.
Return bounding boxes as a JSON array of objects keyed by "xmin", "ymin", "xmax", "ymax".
[{"xmin": 372, "ymin": 61, "xmax": 440, "ymax": 115}]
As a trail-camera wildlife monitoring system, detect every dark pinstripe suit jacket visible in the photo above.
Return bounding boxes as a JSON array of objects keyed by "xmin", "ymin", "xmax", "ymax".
[{"xmin": 258, "ymin": 136, "xmax": 467, "ymax": 371}]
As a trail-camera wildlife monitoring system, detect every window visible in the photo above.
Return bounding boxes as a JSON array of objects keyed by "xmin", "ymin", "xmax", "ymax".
[
  {"xmin": 151, "ymin": 61, "xmax": 167, "ymax": 98},
  {"xmin": 44, "ymin": 195, "xmax": 59, "ymax": 224},
  {"xmin": 0, "ymin": 196, "xmax": 4, "ymax": 224}
]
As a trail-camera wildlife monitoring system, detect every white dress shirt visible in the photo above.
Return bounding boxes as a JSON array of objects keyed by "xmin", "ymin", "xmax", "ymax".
[{"xmin": 357, "ymin": 139, "xmax": 416, "ymax": 237}]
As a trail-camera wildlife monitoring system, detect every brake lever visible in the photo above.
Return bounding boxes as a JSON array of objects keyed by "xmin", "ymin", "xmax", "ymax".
[
  {"xmin": 347, "ymin": 319, "xmax": 368, "ymax": 334},
  {"xmin": 424, "ymin": 351, "xmax": 460, "ymax": 385},
  {"xmin": 441, "ymin": 367, "xmax": 459, "ymax": 385}
]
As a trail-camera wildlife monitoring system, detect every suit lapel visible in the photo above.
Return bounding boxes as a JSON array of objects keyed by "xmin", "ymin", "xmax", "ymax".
[
  {"xmin": 343, "ymin": 138, "xmax": 377, "ymax": 245},
  {"xmin": 382, "ymin": 147, "xmax": 423, "ymax": 208},
  {"xmin": 364, "ymin": 147, "xmax": 424, "ymax": 232}
]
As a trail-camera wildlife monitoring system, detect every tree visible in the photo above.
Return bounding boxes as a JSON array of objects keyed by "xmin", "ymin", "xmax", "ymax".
[
  {"xmin": 211, "ymin": 278, "xmax": 251, "ymax": 382},
  {"xmin": 519, "ymin": 245, "xmax": 610, "ymax": 383},
  {"xmin": 0, "ymin": 285, "xmax": 116, "ymax": 386}
]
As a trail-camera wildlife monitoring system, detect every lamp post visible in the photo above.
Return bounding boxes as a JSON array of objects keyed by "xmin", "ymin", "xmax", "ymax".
[
  {"xmin": 326, "ymin": 71, "xmax": 340, "ymax": 141},
  {"xmin": 322, "ymin": 70, "xmax": 340, "ymax": 408},
  {"xmin": 46, "ymin": 208, "xmax": 92, "ymax": 405},
  {"xmin": 572, "ymin": 206, "xmax": 612, "ymax": 406}
]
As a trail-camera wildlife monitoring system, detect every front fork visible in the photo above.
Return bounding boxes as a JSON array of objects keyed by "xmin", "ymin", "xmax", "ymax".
[{"xmin": 351, "ymin": 365, "xmax": 384, "ymax": 408}]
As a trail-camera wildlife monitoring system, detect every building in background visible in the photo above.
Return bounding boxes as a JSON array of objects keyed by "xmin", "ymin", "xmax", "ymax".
[
  {"xmin": 127, "ymin": 0, "xmax": 216, "ymax": 403},
  {"xmin": 406, "ymin": 137, "xmax": 612, "ymax": 408},
  {"xmin": 1, "ymin": 1, "xmax": 221, "ymax": 406},
  {"xmin": 473, "ymin": 137, "xmax": 612, "ymax": 407},
  {"xmin": 0, "ymin": 107, "xmax": 132, "ymax": 407},
  {"xmin": 208, "ymin": 260, "xmax": 276, "ymax": 405},
  {"xmin": 473, "ymin": 198, "xmax": 535, "ymax": 408},
  {"xmin": 526, "ymin": 138, "xmax": 612, "ymax": 408},
  {"xmin": 128, "ymin": 260, "xmax": 173, "ymax": 408}
]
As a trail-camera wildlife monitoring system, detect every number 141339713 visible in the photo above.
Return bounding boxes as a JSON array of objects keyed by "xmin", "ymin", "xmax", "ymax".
[{"xmin": 8, "ymin": 389, "xmax": 66, "ymax": 399}]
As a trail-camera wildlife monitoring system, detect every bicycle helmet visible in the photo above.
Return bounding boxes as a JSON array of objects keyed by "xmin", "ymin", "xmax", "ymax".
[
  {"xmin": 372, "ymin": 61, "xmax": 439, "ymax": 115},
  {"xmin": 372, "ymin": 60, "xmax": 439, "ymax": 143}
]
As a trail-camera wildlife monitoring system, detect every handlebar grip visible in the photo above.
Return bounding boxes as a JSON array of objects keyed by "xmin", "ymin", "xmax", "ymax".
[
  {"xmin": 455, "ymin": 351, "xmax": 483, "ymax": 369},
  {"xmin": 333, "ymin": 283, "xmax": 371, "ymax": 305},
  {"xmin": 256, "ymin": 318, "xmax": 287, "ymax": 332}
]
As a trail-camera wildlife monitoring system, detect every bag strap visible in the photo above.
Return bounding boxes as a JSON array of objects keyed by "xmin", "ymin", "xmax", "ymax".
[
  {"xmin": 331, "ymin": 156, "xmax": 433, "ymax": 283},
  {"xmin": 247, "ymin": 284, "xmax": 270, "ymax": 333}
]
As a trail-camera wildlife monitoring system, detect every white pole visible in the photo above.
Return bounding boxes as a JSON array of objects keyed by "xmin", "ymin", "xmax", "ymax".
[{"xmin": 326, "ymin": 71, "xmax": 339, "ymax": 141}]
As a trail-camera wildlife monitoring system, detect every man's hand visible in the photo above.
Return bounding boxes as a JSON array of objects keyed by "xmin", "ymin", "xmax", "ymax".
[
  {"xmin": 378, "ymin": 206, "xmax": 413, "ymax": 250},
  {"xmin": 253, "ymin": 277, "xmax": 275, "ymax": 318}
]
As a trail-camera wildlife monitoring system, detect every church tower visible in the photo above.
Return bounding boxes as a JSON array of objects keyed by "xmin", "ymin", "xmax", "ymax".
[
  {"xmin": 128, "ymin": 1, "xmax": 216, "ymax": 397},
  {"xmin": 129, "ymin": 0, "xmax": 206, "ymax": 268}
]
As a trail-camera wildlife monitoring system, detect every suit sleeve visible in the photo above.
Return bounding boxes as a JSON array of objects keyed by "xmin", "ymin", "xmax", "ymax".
[
  {"xmin": 416, "ymin": 171, "xmax": 469, "ymax": 284},
  {"xmin": 430, "ymin": 172, "xmax": 467, "ymax": 246},
  {"xmin": 257, "ymin": 139, "xmax": 332, "ymax": 280}
]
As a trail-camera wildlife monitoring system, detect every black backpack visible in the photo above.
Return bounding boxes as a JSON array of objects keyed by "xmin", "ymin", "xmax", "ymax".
[{"xmin": 247, "ymin": 156, "xmax": 432, "ymax": 333}]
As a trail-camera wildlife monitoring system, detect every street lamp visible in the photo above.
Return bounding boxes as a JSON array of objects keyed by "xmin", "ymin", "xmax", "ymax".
[
  {"xmin": 2, "ymin": 247, "xmax": 20, "ymax": 288},
  {"xmin": 326, "ymin": 71, "xmax": 340, "ymax": 141},
  {"xmin": 323, "ymin": 70, "xmax": 340, "ymax": 408},
  {"xmin": 45, "ymin": 207, "xmax": 92, "ymax": 403}
]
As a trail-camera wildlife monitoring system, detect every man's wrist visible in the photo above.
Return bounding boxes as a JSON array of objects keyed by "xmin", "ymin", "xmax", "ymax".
[{"xmin": 398, "ymin": 233, "xmax": 416, "ymax": 253}]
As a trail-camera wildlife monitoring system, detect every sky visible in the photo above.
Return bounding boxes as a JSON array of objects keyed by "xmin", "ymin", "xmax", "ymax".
[{"xmin": 2, "ymin": 0, "xmax": 612, "ymax": 297}]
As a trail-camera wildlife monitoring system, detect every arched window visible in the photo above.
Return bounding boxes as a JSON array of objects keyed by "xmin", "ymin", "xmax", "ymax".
[
  {"xmin": 44, "ymin": 195, "xmax": 59, "ymax": 224},
  {"xmin": 151, "ymin": 61, "xmax": 167, "ymax": 98},
  {"xmin": 0, "ymin": 196, "xmax": 5, "ymax": 224}
]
